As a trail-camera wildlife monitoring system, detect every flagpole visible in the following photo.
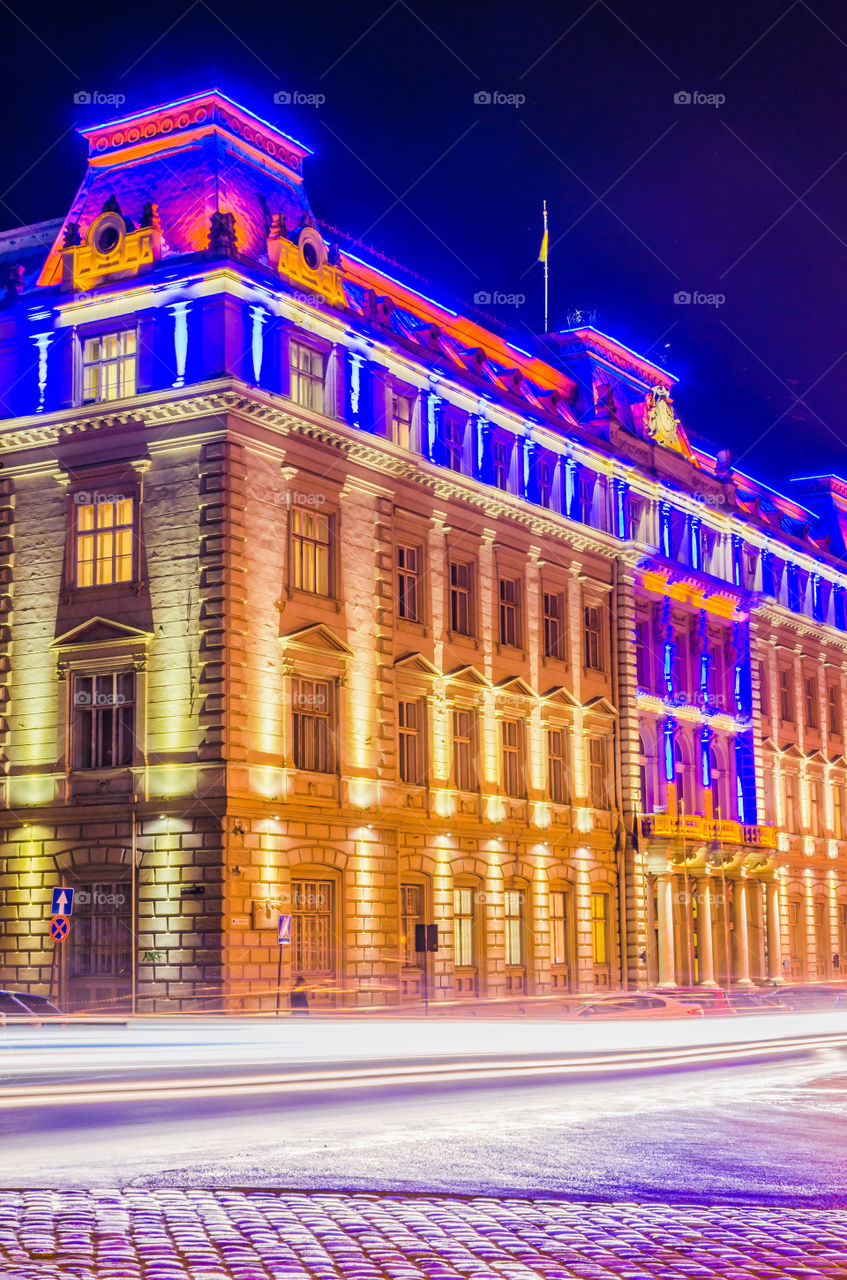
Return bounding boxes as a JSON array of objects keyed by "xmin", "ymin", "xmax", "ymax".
[{"xmin": 542, "ymin": 200, "xmax": 549, "ymax": 333}]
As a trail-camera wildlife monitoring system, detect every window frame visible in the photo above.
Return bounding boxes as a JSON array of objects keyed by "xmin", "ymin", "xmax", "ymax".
[
  {"xmin": 500, "ymin": 717, "xmax": 525, "ymax": 798},
  {"xmin": 71, "ymin": 669, "xmax": 136, "ymax": 771},
  {"xmin": 498, "ymin": 575, "xmax": 522, "ymax": 649},
  {"xmin": 289, "ymin": 506, "xmax": 334, "ymax": 597},
  {"xmin": 584, "ymin": 602, "xmax": 604, "ymax": 672},
  {"xmin": 289, "ymin": 338, "xmax": 328, "ymax": 414},
  {"xmin": 291, "ymin": 676, "xmax": 336, "ymax": 774},
  {"xmin": 398, "ymin": 697, "xmax": 426, "ymax": 786},
  {"xmin": 451, "ymin": 706, "xmax": 478, "ymax": 792},
  {"xmin": 396, "ymin": 541, "xmax": 423, "ymax": 624},
  {"xmin": 449, "ymin": 559, "xmax": 475, "ymax": 638},
  {"xmin": 80, "ymin": 327, "xmax": 138, "ymax": 406},
  {"xmin": 70, "ymin": 489, "xmax": 137, "ymax": 590},
  {"xmin": 542, "ymin": 590, "xmax": 566, "ymax": 661}
]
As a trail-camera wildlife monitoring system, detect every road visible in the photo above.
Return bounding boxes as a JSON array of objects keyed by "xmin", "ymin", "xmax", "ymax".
[{"xmin": 1, "ymin": 1015, "xmax": 846, "ymax": 1204}]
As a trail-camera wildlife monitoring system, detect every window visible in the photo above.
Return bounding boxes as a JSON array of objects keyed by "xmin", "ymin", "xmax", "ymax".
[
  {"xmin": 450, "ymin": 560, "xmax": 473, "ymax": 636},
  {"xmin": 453, "ymin": 886, "xmax": 476, "ymax": 968},
  {"xmin": 834, "ymin": 782, "xmax": 845, "ymax": 840},
  {"xmin": 784, "ymin": 773, "xmax": 799, "ymax": 832},
  {"xmin": 82, "ymin": 331, "xmax": 137, "ymax": 404},
  {"xmin": 759, "ymin": 662, "xmax": 770, "ymax": 718},
  {"xmin": 452, "ymin": 708, "xmax": 477, "ymax": 791},
  {"xmin": 547, "ymin": 727, "xmax": 570, "ymax": 805},
  {"xmin": 810, "ymin": 778, "xmax": 824, "ymax": 836},
  {"xmin": 498, "ymin": 576, "xmax": 520, "ymax": 648},
  {"xmin": 788, "ymin": 899, "xmax": 802, "ymax": 963},
  {"xmin": 762, "ymin": 768, "xmax": 777, "ymax": 825},
  {"xmin": 401, "ymin": 883, "xmax": 425, "ymax": 967},
  {"xmin": 584, "ymin": 604, "xmax": 604, "ymax": 671},
  {"xmin": 578, "ymin": 474, "xmax": 594, "ymax": 524},
  {"xmin": 550, "ymin": 890, "xmax": 570, "ymax": 967},
  {"xmin": 626, "ymin": 496, "xmax": 643, "ymax": 541},
  {"xmin": 635, "ymin": 619, "xmax": 652, "ymax": 688},
  {"xmin": 290, "ymin": 341, "xmax": 326, "ymax": 413},
  {"xmin": 444, "ymin": 416, "xmax": 465, "ymax": 472},
  {"xmin": 814, "ymin": 902, "xmax": 828, "ymax": 969},
  {"xmin": 291, "ymin": 879, "xmax": 335, "ymax": 977},
  {"xmin": 391, "ymin": 390, "xmax": 415, "ymax": 449},
  {"xmin": 397, "ymin": 544, "xmax": 421, "ymax": 622},
  {"xmin": 828, "ymin": 684, "xmax": 842, "ymax": 739},
  {"xmin": 398, "ymin": 699, "xmax": 424, "ymax": 785},
  {"xmin": 290, "ymin": 509, "xmax": 331, "ymax": 595},
  {"xmin": 74, "ymin": 495, "xmax": 134, "ymax": 588},
  {"xmin": 804, "ymin": 675, "xmax": 819, "ymax": 729},
  {"xmin": 72, "ymin": 672, "xmax": 135, "ymax": 770},
  {"xmin": 504, "ymin": 889, "xmax": 524, "ymax": 966},
  {"xmin": 493, "ymin": 440, "xmax": 509, "ymax": 490},
  {"xmin": 778, "ymin": 668, "xmax": 794, "ymax": 724},
  {"xmin": 591, "ymin": 892, "xmax": 609, "ymax": 966},
  {"xmin": 292, "ymin": 678, "xmax": 333, "ymax": 773},
  {"xmin": 589, "ymin": 737, "xmax": 610, "ymax": 809},
  {"xmin": 70, "ymin": 881, "xmax": 131, "ymax": 980},
  {"xmin": 537, "ymin": 459, "xmax": 553, "ymax": 508},
  {"xmin": 543, "ymin": 592, "xmax": 565, "ymax": 660},
  {"xmin": 501, "ymin": 718, "xmax": 524, "ymax": 797}
]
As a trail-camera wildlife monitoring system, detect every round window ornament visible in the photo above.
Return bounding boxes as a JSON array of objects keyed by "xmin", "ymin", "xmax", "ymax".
[
  {"xmin": 299, "ymin": 227, "xmax": 326, "ymax": 272},
  {"xmin": 90, "ymin": 212, "xmax": 126, "ymax": 258}
]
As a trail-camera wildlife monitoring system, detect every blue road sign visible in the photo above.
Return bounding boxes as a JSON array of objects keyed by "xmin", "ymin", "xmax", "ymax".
[
  {"xmin": 49, "ymin": 915, "xmax": 70, "ymax": 942},
  {"xmin": 52, "ymin": 887, "xmax": 74, "ymax": 917},
  {"xmin": 278, "ymin": 913, "xmax": 292, "ymax": 945}
]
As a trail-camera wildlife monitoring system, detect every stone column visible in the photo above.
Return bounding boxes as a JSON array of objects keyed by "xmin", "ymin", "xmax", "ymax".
[
  {"xmin": 656, "ymin": 872, "xmax": 676, "ymax": 987},
  {"xmin": 733, "ymin": 878, "xmax": 753, "ymax": 986},
  {"xmin": 766, "ymin": 878, "xmax": 783, "ymax": 981},
  {"xmin": 697, "ymin": 877, "xmax": 716, "ymax": 986}
]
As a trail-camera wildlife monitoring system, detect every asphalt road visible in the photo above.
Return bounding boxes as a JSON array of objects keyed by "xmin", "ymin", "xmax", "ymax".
[{"xmin": 1, "ymin": 1030, "xmax": 846, "ymax": 1204}]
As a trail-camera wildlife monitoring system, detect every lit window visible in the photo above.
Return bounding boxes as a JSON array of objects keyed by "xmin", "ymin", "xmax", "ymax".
[
  {"xmin": 291, "ymin": 879, "xmax": 334, "ymax": 977},
  {"xmin": 589, "ymin": 737, "xmax": 610, "ymax": 808},
  {"xmin": 290, "ymin": 341, "xmax": 326, "ymax": 413},
  {"xmin": 398, "ymin": 699, "xmax": 424, "ymax": 785},
  {"xmin": 292, "ymin": 678, "xmax": 333, "ymax": 773},
  {"xmin": 810, "ymin": 778, "xmax": 824, "ymax": 836},
  {"xmin": 498, "ymin": 577, "xmax": 520, "ymax": 647},
  {"xmin": 397, "ymin": 544, "xmax": 421, "ymax": 622},
  {"xmin": 452, "ymin": 708, "xmax": 476, "ymax": 791},
  {"xmin": 82, "ymin": 331, "xmax": 137, "ymax": 404},
  {"xmin": 392, "ymin": 391, "xmax": 415, "ymax": 449},
  {"xmin": 450, "ymin": 561, "xmax": 473, "ymax": 636},
  {"xmin": 778, "ymin": 668, "xmax": 794, "ymax": 723},
  {"xmin": 501, "ymin": 718, "xmax": 523, "ymax": 797},
  {"xmin": 550, "ymin": 889, "xmax": 570, "ymax": 968},
  {"xmin": 834, "ymin": 783, "xmax": 845, "ymax": 840},
  {"xmin": 72, "ymin": 672, "xmax": 135, "ymax": 770},
  {"xmin": 547, "ymin": 727, "xmax": 570, "ymax": 804},
  {"xmin": 784, "ymin": 773, "xmax": 799, "ymax": 832},
  {"xmin": 543, "ymin": 592, "xmax": 564, "ymax": 660},
  {"xmin": 591, "ymin": 892, "xmax": 609, "ymax": 966},
  {"xmin": 444, "ymin": 416, "xmax": 465, "ymax": 472},
  {"xmin": 578, "ymin": 474, "xmax": 594, "ymax": 523},
  {"xmin": 453, "ymin": 886, "xmax": 476, "ymax": 968},
  {"xmin": 504, "ymin": 889, "xmax": 524, "ymax": 966},
  {"xmin": 290, "ymin": 509, "xmax": 331, "ymax": 595},
  {"xmin": 74, "ymin": 495, "xmax": 134, "ymax": 588},
  {"xmin": 584, "ymin": 604, "xmax": 603, "ymax": 671}
]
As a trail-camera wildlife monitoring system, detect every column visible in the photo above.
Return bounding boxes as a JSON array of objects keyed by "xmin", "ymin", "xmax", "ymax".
[
  {"xmin": 697, "ymin": 877, "xmax": 716, "ymax": 986},
  {"xmin": 733, "ymin": 878, "xmax": 753, "ymax": 986},
  {"xmin": 656, "ymin": 872, "xmax": 676, "ymax": 987},
  {"xmin": 766, "ymin": 878, "xmax": 783, "ymax": 981}
]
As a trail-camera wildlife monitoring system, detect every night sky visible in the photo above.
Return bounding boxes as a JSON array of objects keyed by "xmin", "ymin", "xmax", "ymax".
[{"xmin": 1, "ymin": 0, "xmax": 845, "ymax": 488}]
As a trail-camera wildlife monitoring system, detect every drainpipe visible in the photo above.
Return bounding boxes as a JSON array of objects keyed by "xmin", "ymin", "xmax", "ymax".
[{"xmin": 610, "ymin": 555, "xmax": 628, "ymax": 990}]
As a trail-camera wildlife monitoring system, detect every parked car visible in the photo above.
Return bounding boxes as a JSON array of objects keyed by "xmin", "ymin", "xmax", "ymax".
[
  {"xmin": 727, "ymin": 992, "xmax": 786, "ymax": 1013},
  {"xmin": 572, "ymin": 994, "xmax": 704, "ymax": 1019},
  {"xmin": 762, "ymin": 984, "xmax": 847, "ymax": 1010},
  {"xmin": 0, "ymin": 991, "xmax": 64, "ymax": 1023},
  {"xmin": 645, "ymin": 987, "xmax": 737, "ymax": 1016}
]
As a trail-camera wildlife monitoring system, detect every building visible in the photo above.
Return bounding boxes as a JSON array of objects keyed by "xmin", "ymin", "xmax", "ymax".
[{"xmin": 0, "ymin": 89, "xmax": 845, "ymax": 1011}]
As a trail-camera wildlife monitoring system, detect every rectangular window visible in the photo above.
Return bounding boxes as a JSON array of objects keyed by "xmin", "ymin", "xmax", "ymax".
[
  {"xmin": 290, "ymin": 341, "xmax": 326, "ymax": 413},
  {"xmin": 784, "ymin": 773, "xmax": 799, "ymax": 832},
  {"xmin": 82, "ymin": 331, "xmax": 137, "ymax": 404},
  {"xmin": 452, "ymin": 708, "xmax": 476, "ymax": 792},
  {"xmin": 537, "ymin": 460, "xmax": 553, "ymax": 508},
  {"xmin": 291, "ymin": 879, "xmax": 334, "ymax": 976},
  {"xmin": 453, "ymin": 886, "xmax": 475, "ymax": 968},
  {"xmin": 401, "ymin": 883, "xmax": 425, "ymax": 967},
  {"xmin": 550, "ymin": 890, "xmax": 569, "ymax": 967},
  {"xmin": 591, "ymin": 892, "xmax": 609, "ymax": 966},
  {"xmin": 292, "ymin": 678, "xmax": 333, "ymax": 773},
  {"xmin": 589, "ymin": 737, "xmax": 610, "ymax": 809},
  {"xmin": 626, "ymin": 496, "xmax": 643, "ymax": 541},
  {"xmin": 397, "ymin": 543, "xmax": 421, "ymax": 622},
  {"xmin": 398, "ymin": 699, "xmax": 424, "ymax": 785},
  {"xmin": 759, "ymin": 662, "xmax": 770, "ymax": 718},
  {"xmin": 578, "ymin": 474, "xmax": 594, "ymax": 524},
  {"xmin": 814, "ymin": 902, "xmax": 828, "ymax": 964},
  {"xmin": 501, "ymin": 718, "xmax": 523, "ymax": 797},
  {"xmin": 70, "ymin": 880, "xmax": 131, "ymax": 978},
  {"xmin": 543, "ymin": 592, "xmax": 565, "ymax": 660},
  {"xmin": 788, "ymin": 900, "xmax": 802, "ymax": 961},
  {"xmin": 74, "ymin": 495, "xmax": 134, "ymax": 588},
  {"xmin": 291, "ymin": 508, "xmax": 331, "ymax": 595},
  {"xmin": 547, "ymin": 727, "xmax": 570, "ymax": 805},
  {"xmin": 835, "ymin": 783, "xmax": 845, "ymax": 840},
  {"xmin": 810, "ymin": 778, "xmax": 824, "ymax": 836},
  {"xmin": 584, "ymin": 604, "xmax": 603, "ymax": 671},
  {"xmin": 828, "ymin": 684, "xmax": 842, "ymax": 739},
  {"xmin": 635, "ymin": 619, "xmax": 652, "ymax": 689},
  {"xmin": 445, "ymin": 416, "xmax": 465, "ymax": 473},
  {"xmin": 499, "ymin": 576, "xmax": 520, "ymax": 647},
  {"xmin": 493, "ymin": 440, "xmax": 509, "ymax": 490},
  {"xmin": 804, "ymin": 675, "xmax": 819, "ymax": 729},
  {"xmin": 504, "ymin": 889, "xmax": 524, "ymax": 966},
  {"xmin": 450, "ymin": 560, "xmax": 473, "ymax": 636},
  {"xmin": 778, "ymin": 668, "xmax": 794, "ymax": 723},
  {"xmin": 72, "ymin": 672, "xmax": 135, "ymax": 770},
  {"xmin": 391, "ymin": 390, "xmax": 415, "ymax": 449}
]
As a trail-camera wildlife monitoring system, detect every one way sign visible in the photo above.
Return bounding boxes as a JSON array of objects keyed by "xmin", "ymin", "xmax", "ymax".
[{"xmin": 51, "ymin": 887, "xmax": 74, "ymax": 917}]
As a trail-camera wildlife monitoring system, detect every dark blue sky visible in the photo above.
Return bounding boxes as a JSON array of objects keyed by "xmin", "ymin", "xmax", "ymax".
[{"xmin": 2, "ymin": 0, "xmax": 846, "ymax": 486}]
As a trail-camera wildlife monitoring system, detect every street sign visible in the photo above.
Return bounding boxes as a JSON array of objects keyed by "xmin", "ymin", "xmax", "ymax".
[
  {"xmin": 49, "ymin": 915, "xmax": 70, "ymax": 942},
  {"xmin": 51, "ymin": 887, "xmax": 74, "ymax": 917},
  {"xmin": 278, "ymin": 913, "xmax": 291, "ymax": 945}
]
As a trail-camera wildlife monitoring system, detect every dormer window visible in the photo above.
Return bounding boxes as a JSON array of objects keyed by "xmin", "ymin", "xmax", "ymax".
[
  {"xmin": 74, "ymin": 494, "xmax": 135, "ymax": 588},
  {"xmin": 82, "ymin": 331, "xmax": 137, "ymax": 404}
]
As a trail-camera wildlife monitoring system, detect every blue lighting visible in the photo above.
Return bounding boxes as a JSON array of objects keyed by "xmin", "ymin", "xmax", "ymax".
[
  {"xmin": 663, "ymin": 719, "xmax": 675, "ymax": 783},
  {"xmin": 556, "ymin": 324, "xmax": 681, "ymax": 384},
  {"xmin": 168, "ymin": 301, "xmax": 190, "ymax": 388},
  {"xmin": 344, "ymin": 253, "xmax": 458, "ymax": 317},
  {"xmin": 32, "ymin": 333, "xmax": 52, "ymax": 413},
  {"xmin": 249, "ymin": 305, "xmax": 268, "ymax": 385},
  {"xmin": 506, "ymin": 341, "xmax": 533, "ymax": 358}
]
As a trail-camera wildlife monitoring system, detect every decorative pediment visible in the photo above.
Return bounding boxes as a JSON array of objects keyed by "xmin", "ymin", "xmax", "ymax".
[
  {"xmin": 394, "ymin": 652, "xmax": 440, "ymax": 677},
  {"xmin": 542, "ymin": 685, "xmax": 581, "ymax": 709},
  {"xmin": 583, "ymin": 695, "xmax": 618, "ymax": 717},
  {"xmin": 61, "ymin": 204, "xmax": 162, "ymax": 292},
  {"xmin": 494, "ymin": 676, "xmax": 536, "ymax": 699},
  {"xmin": 445, "ymin": 664, "xmax": 490, "ymax": 688},
  {"xmin": 51, "ymin": 616, "xmax": 154, "ymax": 649},
  {"xmin": 761, "ymin": 736, "xmax": 779, "ymax": 753},
  {"xmin": 279, "ymin": 622, "xmax": 353, "ymax": 656},
  {"xmin": 781, "ymin": 743, "xmax": 804, "ymax": 760},
  {"xmin": 807, "ymin": 749, "xmax": 827, "ymax": 765},
  {"xmin": 270, "ymin": 222, "xmax": 345, "ymax": 307}
]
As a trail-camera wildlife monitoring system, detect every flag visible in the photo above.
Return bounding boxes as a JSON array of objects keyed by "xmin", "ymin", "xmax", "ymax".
[{"xmin": 538, "ymin": 227, "xmax": 548, "ymax": 263}]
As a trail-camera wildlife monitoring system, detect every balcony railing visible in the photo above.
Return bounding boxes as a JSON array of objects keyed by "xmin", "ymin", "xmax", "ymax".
[{"xmin": 641, "ymin": 812, "xmax": 777, "ymax": 849}]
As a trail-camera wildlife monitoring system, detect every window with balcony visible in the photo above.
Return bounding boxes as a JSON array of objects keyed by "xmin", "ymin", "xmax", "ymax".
[
  {"xmin": 547, "ymin": 727, "xmax": 570, "ymax": 804},
  {"xmin": 292, "ymin": 678, "xmax": 334, "ymax": 773},
  {"xmin": 397, "ymin": 543, "xmax": 421, "ymax": 622},
  {"xmin": 584, "ymin": 604, "xmax": 604, "ymax": 671},
  {"xmin": 543, "ymin": 592, "xmax": 565, "ymax": 660},
  {"xmin": 290, "ymin": 508, "xmax": 332, "ymax": 596},
  {"xmin": 635, "ymin": 619, "xmax": 652, "ymax": 689},
  {"xmin": 290, "ymin": 341, "xmax": 326, "ymax": 413},
  {"xmin": 398, "ymin": 698, "xmax": 424, "ymax": 785},
  {"xmin": 73, "ymin": 494, "xmax": 135, "ymax": 588},
  {"xmin": 449, "ymin": 560, "xmax": 474, "ymax": 636},
  {"xmin": 451, "ymin": 708, "xmax": 477, "ymax": 791},
  {"xmin": 82, "ymin": 331, "xmax": 137, "ymax": 404},
  {"xmin": 589, "ymin": 736, "xmax": 610, "ymax": 808},
  {"xmin": 498, "ymin": 576, "xmax": 521, "ymax": 648},
  {"xmin": 72, "ymin": 672, "xmax": 135, "ymax": 770},
  {"xmin": 500, "ymin": 718, "xmax": 524, "ymax": 797}
]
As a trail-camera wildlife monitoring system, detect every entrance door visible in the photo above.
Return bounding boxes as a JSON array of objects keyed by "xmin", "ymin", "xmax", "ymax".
[
  {"xmin": 65, "ymin": 879, "xmax": 132, "ymax": 1012},
  {"xmin": 291, "ymin": 878, "xmax": 337, "ymax": 1006}
]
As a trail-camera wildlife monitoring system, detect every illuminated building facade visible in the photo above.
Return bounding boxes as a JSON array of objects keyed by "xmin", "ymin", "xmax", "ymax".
[{"xmin": 0, "ymin": 90, "xmax": 845, "ymax": 1010}]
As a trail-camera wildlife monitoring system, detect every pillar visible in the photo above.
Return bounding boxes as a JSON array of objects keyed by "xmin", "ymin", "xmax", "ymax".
[
  {"xmin": 656, "ymin": 872, "xmax": 676, "ymax": 987},
  {"xmin": 766, "ymin": 878, "xmax": 783, "ymax": 981},
  {"xmin": 697, "ymin": 877, "xmax": 716, "ymax": 986},
  {"xmin": 733, "ymin": 878, "xmax": 753, "ymax": 986}
]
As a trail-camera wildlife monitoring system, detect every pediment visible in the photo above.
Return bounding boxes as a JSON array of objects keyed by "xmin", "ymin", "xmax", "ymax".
[
  {"xmin": 781, "ymin": 743, "xmax": 804, "ymax": 759},
  {"xmin": 279, "ymin": 623, "xmax": 354, "ymax": 656},
  {"xmin": 542, "ymin": 685, "xmax": 581, "ymax": 709},
  {"xmin": 807, "ymin": 749, "xmax": 827, "ymax": 765},
  {"xmin": 445, "ymin": 664, "xmax": 490, "ymax": 688},
  {"xmin": 394, "ymin": 652, "xmax": 440, "ymax": 677},
  {"xmin": 583, "ymin": 695, "xmax": 618, "ymax": 717},
  {"xmin": 495, "ymin": 676, "xmax": 536, "ymax": 699},
  {"xmin": 52, "ymin": 616, "xmax": 154, "ymax": 649}
]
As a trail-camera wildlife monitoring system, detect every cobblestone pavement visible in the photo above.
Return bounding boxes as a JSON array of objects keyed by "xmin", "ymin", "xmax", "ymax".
[{"xmin": 0, "ymin": 1190, "xmax": 846, "ymax": 1279}]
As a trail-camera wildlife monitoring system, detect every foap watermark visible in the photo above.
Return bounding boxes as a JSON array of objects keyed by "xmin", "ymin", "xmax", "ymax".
[
  {"xmin": 674, "ymin": 290, "xmax": 725, "ymax": 308},
  {"xmin": 473, "ymin": 91, "xmax": 525, "ymax": 108},
  {"xmin": 673, "ymin": 90, "xmax": 725, "ymax": 108},
  {"xmin": 74, "ymin": 689, "xmax": 127, "ymax": 707},
  {"xmin": 473, "ymin": 290, "xmax": 526, "ymax": 308},
  {"xmin": 274, "ymin": 488, "xmax": 327, "ymax": 509},
  {"xmin": 694, "ymin": 491, "xmax": 729, "ymax": 507},
  {"xmin": 274, "ymin": 90, "xmax": 326, "ymax": 108},
  {"xmin": 73, "ymin": 491, "xmax": 125, "ymax": 506},
  {"xmin": 75, "ymin": 888, "xmax": 126, "ymax": 908},
  {"xmin": 73, "ymin": 91, "xmax": 126, "ymax": 107}
]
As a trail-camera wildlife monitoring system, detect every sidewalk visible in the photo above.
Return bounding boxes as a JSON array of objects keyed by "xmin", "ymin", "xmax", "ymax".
[{"xmin": 0, "ymin": 1189, "xmax": 843, "ymax": 1279}]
